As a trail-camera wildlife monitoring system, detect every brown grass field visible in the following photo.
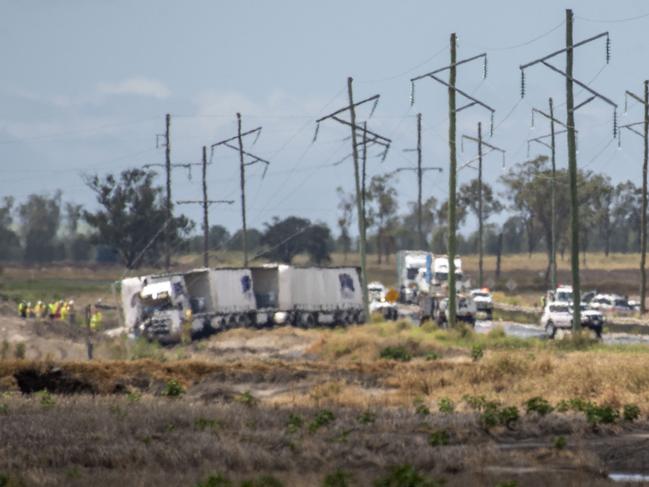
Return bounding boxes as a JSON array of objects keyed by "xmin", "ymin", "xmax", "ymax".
[{"xmin": 2, "ymin": 322, "xmax": 649, "ymax": 485}]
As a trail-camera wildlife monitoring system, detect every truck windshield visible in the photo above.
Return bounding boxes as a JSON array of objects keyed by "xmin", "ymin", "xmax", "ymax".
[
  {"xmin": 556, "ymin": 291, "xmax": 572, "ymax": 302},
  {"xmin": 406, "ymin": 268, "xmax": 419, "ymax": 280},
  {"xmin": 141, "ymin": 295, "xmax": 172, "ymax": 312}
]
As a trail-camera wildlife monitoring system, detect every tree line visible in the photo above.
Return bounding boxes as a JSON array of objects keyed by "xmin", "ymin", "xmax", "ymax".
[{"xmin": 0, "ymin": 158, "xmax": 643, "ymax": 272}]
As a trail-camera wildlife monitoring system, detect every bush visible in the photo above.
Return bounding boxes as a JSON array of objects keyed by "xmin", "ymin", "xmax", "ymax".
[
  {"xmin": 553, "ymin": 436, "xmax": 567, "ymax": 450},
  {"xmin": 428, "ymin": 430, "xmax": 450, "ymax": 446},
  {"xmin": 556, "ymin": 398, "xmax": 591, "ymax": 413},
  {"xmin": 413, "ymin": 399, "xmax": 430, "ymax": 417},
  {"xmin": 379, "ymin": 346, "xmax": 412, "ymax": 362},
  {"xmin": 162, "ymin": 379, "xmax": 184, "ymax": 397},
  {"xmin": 623, "ymin": 404, "xmax": 641, "ymax": 422},
  {"xmin": 585, "ymin": 403, "xmax": 619, "ymax": 425},
  {"xmin": 236, "ymin": 391, "xmax": 257, "ymax": 407},
  {"xmin": 463, "ymin": 394, "xmax": 487, "ymax": 411},
  {"xmin": 424, "ymin": 351, "xmax": 440, "ymax": 361},
  {"xmin": 240, "ymin": 476, "xmax": 284, "ymax": 487},
  {"xmin": 470, "ymin": 344, "xmax": 484, "ymax": 362},
  {"xmin": 37, "ymin": 390, "xmax": 55, "ymax": 408},
  {"xmin": 357, "ymin": 410, "xmax": 376, "ymax": 425},
  {"xmin": 323, "ymin": 469, "xmax": 353, "ymax": 487},
  {"xmin": 286, "ymin": 413, "xmax": 303, "ymax": 433},
  {"xmin": 195, "ymin": 474, "xmax": 232, "ymax": 487},
  {"xmin": 525, "ymin": 397, "xmax": 554, "ymax": 416},
  {"xmin": 498, "ymin": 406, "xmax": 520, "ymax": 428},
  {"xmin": 437, "ymin": 397, "xmax": 455, "ymax": 414},
  {"xmin": 374, "ymin": 465, "xmax": 442, "ymax": 487},
  {"xmin": 309, "ymin": 410, "xmax": 335, "ymax": 433},
  {"xmin": 14, "ymin": 343, "xmax": 25, "ymax": 360},
  {"xmin": 479, "ymin": 401, "xmax": 519, "ymax": 430}
]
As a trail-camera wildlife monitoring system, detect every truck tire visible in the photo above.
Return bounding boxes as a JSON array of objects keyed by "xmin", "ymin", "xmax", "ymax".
[{"xmin": 545, "ymin": 321, "xmax": 556, "ymax": 339}]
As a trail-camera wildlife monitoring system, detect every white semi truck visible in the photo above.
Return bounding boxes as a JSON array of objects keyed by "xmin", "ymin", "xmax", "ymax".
[
  {"xmin": 396, "ymin": 250, "xmax": 465, "ymax": 300},
  {"xmin": 119, "ymin": 264, "xmax": 365, "ymax": 342}
]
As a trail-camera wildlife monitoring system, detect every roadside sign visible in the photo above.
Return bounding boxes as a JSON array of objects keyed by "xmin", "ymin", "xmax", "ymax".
[{"xmin": 385, "ymin": 288, "xmax": 399, "ymax": 303}]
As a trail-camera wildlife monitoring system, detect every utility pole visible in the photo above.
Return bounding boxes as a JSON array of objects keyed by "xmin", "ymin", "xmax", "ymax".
[
  {"xmin": 528, "ymin": 98, "xmax": 574, "ymax": 291},
  {"xmin": 619, "ymin": 81, "xmax": 649, "ymax": 313},
  {"xmin": 520, "ymin": 8, "xmax": 617, "ymax": 331},
  {"xmin": 165, "ymin": 114, "xmax": 171, "ymax": 271},
  {"xmin": 315, "ymin": 79, "xmax": 391, "ymax": 322},
  {"xmin": 177, "ymin": 146, "xmax": 234, "ymax": 268},
  {"xmin": 210, "ymin": 116, "xmax": 269, "ymax": 267},
  {"xmin": 411, "ymin": 40, "xmax": 495, "ymax": 327},
  {"xmin": 460, "ymin": 124, "xmax": 505, "ymax": 289},
  {"xmin": 398, "ymin": 113, "xmax": 443, "ymax": 250}
]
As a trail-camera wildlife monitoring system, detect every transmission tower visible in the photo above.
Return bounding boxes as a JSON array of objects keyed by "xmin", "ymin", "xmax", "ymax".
[
  {"xmin": 619, "ymin": 81, "xmax": 649, "ymax": 313},
  {"xmin": 410, "ymin": 34, "xmax": 495, "ymax": 327},
  {"xmin": 527, "ymin": 98, "xmax": 577, "ymax": 291},
  {"xmin": 396, "ymin": 113, "xmax": 443, "ymax": 250},
  {"xmin": 460, "ymin": 123, "xmax": 505, "ymax": 289},
  {"xmin": 210, "ymin": 114, "xmax": 269, "ymax": 267},
  {"xmin": 176, "ymin": 146, "xmax": 234, "ymax": 268},
  {"xmin": 520, "ymin": 9, "xmax": 617, "ymax": 331},
  {"xmin": 315, "ymin": 78, "xmax": 391, "ymax": 321}
]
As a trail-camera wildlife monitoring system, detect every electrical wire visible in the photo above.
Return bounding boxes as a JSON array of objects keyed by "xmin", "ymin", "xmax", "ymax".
[
  {"xmin": 467, "ymin": 20, "xmax": 565, "ymax": 51},
  {"xmin": 576, "ymin": 12, "xmax": 649, "ymax": 24}
]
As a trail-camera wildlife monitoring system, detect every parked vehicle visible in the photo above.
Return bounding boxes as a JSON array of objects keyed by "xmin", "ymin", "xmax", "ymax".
[
  {"xmin": 470, "ymin": 288, "xmax": 493, "ymax": 319},
  {"xmin": 540, "ymin": 301, "xmax": 604, "ymax": 339},
  {"xmin": 589, "ymin": 294, "xmax": 634, "ymax": 314},
  {"xmin": 396, "ymin": 251, "xmax": 465, "ymax": 303},
  {"xmin": 435, "ymin": 294, "xmax": 477, "ymax": 326},
  {"xmin": 368, "ymin": 281, "xmax": 398, "ymax": 320}
]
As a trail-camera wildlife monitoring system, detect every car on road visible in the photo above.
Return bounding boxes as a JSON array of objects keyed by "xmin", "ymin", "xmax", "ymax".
[
  {"xmin": 540, "ymin": 301, "xmax": 604, "ymax": 338},
  {"xmin": 589, "ymin": 294, "xmax": 635, "ymax": 314},
  {"xmin": 470, "ymin": 288, "xmax": 493, "ymax": 319}
]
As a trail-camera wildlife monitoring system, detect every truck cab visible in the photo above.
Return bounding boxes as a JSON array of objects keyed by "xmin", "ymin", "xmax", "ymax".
[{"xmin": 138, "ymin": 276, "xmax": 191, "ymax": 342}]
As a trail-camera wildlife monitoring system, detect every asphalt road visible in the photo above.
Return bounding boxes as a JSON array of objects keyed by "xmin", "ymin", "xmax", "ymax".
[{"xmin": 474, "ymin": 320, "xmax": 649, "ymax": 346}]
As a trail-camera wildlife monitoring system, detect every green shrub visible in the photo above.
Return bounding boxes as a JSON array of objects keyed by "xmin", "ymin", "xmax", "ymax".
[
  {"xmin": 495, "ymin": 482, "xmax": 518, "ymax": 487},
  {"xmin": 585, "ymin": 403, "xmax": 619, "ymax": 425},
  {"xmin": 286, "ymin": 413, "xmax": 303, "ymax": 433},
  {"xmin": 195, "ymin": 474, "xmax": 232, "ymax": 487},
  {"xmin": 37, "ymin": 390, "xmax": 55, "ymax": 408},
  {"xmin": 525, "ymin": 397, "xmax": 554, "ymax": 416},
  {"xmin": 413, "ymin": 398, "xmax": 430, "ymax": 416},
  {"xmin": 240, "ymin": 476, "xmax": 284, "ymax": 487},
  {"xmin": 323, "ymin": 469, "xmax": 352, "ymax": 487},
  {"xmin": 437, "ymin": 397, "xmax": 455, "ymax": 414},
  {"xmin": 379, "ymin": 346, "xmax": 412, "ymax": 362},
  {"xmin": 357, "ymin": 410, "xmax": 376, "ymax": 425},
  {"xmin": 309, "ymin": 410, "xmax": 335, "ymax": 433},
  {"xmin": 556, "ymin": 397, "xmax": 591, "ymax": 413},
  {"xmin": 498, "ymin": 406, "xmax": 520, "ymax": 428},
  {"xmin": 14, "ymin": 343, "xmax": 26, "ymax": 360},
  {"xmin": 162, "ymin": 379, "xmax": 184, "ymax": 397},
  {"xmin": 553, "ymin": 436, "xmax": 566, "ymax": 450},
  {"xmin": 428, "ymin": 430, "xmax": 450, "ymax": 446},
  {"xmin": 463, "ymin": 394, "xmax": 487, "ymax": 411},
  {"xmin": 0, "ymin": 404, "xmax": 8, "ymax": 415},
  {"xmin": 470, "ymin": 344, "xmax": 484, "ymax": 362},
  {"xmin": 194, "ymin": 417, "xmax": 221, "ymax": 432},
  {"xmin": 374, "ymin": 465, "xmax": 442, "ymax": 487},
  {"xmin": 623, "ymin": 404, "xmax": 641, "ymax": 422},
  {"xmin": 424, "ymin": 351, "xmax": 440, "ymax": 361},
  {"xmin": 236, "ymin": 391, "xmax": 257, "ymax": 407}
]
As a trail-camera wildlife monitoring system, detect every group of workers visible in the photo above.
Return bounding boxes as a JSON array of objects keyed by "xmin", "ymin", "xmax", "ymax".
[{"xmin": 17, "ymin": 299, "xmax": 103, "ymax": 331}]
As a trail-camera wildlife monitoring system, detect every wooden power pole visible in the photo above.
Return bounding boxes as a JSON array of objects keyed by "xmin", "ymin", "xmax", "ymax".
[
  {"xmin": 398, "ymin": 114, "xmax": 443, "ymax": 250},
  {"xmin": 520, "ymin": 8, "xmax": 617, "ymax": 331},
  {"xmin": 176, "ymin": 146, "xmax": 234, "ymax": 268},
  {"xmin": 315, "ymin": 80, "xmax": 391, "ymax": 322},
  {"xmin": 210, "ymin": 116, "xmax": 269, "ymax": 267},
  {"xmin": 461, "ymin": 124, "xmax": 505, "ymax": 289},
  {"xmin": 411, "ymin": 34, "xmax": 494, "ymax": 327},
  {"xmin": 620, "ymin": 80, "xmax": 649, "ymax": 313},
  {"xmin": 165, "ymin": 114, "xmax": 171, "ymax": 271}
]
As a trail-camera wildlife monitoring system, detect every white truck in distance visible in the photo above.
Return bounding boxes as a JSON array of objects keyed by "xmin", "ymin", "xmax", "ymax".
[{"xmin": 396, "ymin": 250, "xmax": 464, "ymax": 302}]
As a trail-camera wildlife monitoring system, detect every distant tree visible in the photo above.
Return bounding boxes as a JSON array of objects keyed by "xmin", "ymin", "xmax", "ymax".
[
  {"xmin": 336, "ymin": 187, "xmax": 355, "ymax": 261},
  {"xmin": 63, "ymin": 202, "xmax": 91, "ymax": 261},
  {"xmin": 83, "ymin": 169, "xmax": 193, "ymax": 269},
  {"xmin": 396, "ymin": 196, "xmax": 438, "ymax": 250},
  {"xmin": 208, "ymin": 224, "xmax": 231, "ymax": 250},
  {"xmin": 227, "ymin": 228, "xmax": 262, "ymax": 252},
  {"xmin": 367, "ymin": 174, "xmax": 398, "ymax": 264},
  {"xmin": 260, "ymin": 216, "xmax": 333, "ymax": 264},
  {"xmin": 18, "ymin": 192, "xmax": 63, "ymax": 263},
  {"xmin": 0, "ymin": 197, "xmax": 21, "ymax": 260}
]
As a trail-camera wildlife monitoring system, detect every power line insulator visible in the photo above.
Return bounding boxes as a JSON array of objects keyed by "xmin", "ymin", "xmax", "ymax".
[
  {"xmin": 520, "ymin": 70, "xmax": 526, "ymax": 98},
  {"xmin": 410, "ymin": 82, "xmax": 415, "ymax": 106},
  {"xmin": 606, "ymin": 34, "xmax": 611, "ymax": 64}
]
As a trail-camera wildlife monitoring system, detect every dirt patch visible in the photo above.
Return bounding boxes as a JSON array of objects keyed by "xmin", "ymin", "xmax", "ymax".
[{"xmin": 14, "ymin": 366, "xmax": 96, "ymax": 394}]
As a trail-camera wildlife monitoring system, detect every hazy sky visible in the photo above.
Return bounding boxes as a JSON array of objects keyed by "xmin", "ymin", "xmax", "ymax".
[{"xmin": 2, "ymin": 0, "xmax": 649, "ymax": 237}]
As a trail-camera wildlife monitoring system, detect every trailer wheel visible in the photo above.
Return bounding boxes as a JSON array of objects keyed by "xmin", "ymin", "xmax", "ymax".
[
  {"xmin": 227, "ymin": 314, "xmax": 238, "ymax": 329},
  {"xmin": 239, "ymin": 314, "xmax": 251, "ymax": 328},
  {"xmin": 545, "ymin": 321, "xmax": 556, "ymax": 339}
]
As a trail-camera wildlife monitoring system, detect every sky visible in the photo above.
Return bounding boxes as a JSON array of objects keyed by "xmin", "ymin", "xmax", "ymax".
[{"xmin": 1, "ymin": 0, "xmax": 649, "ymax": 238}]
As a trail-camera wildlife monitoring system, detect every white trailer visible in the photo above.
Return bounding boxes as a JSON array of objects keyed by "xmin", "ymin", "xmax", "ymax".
[{"xmin": 251, "ymin": 264, "xmax": 364, "ymax": 326}]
